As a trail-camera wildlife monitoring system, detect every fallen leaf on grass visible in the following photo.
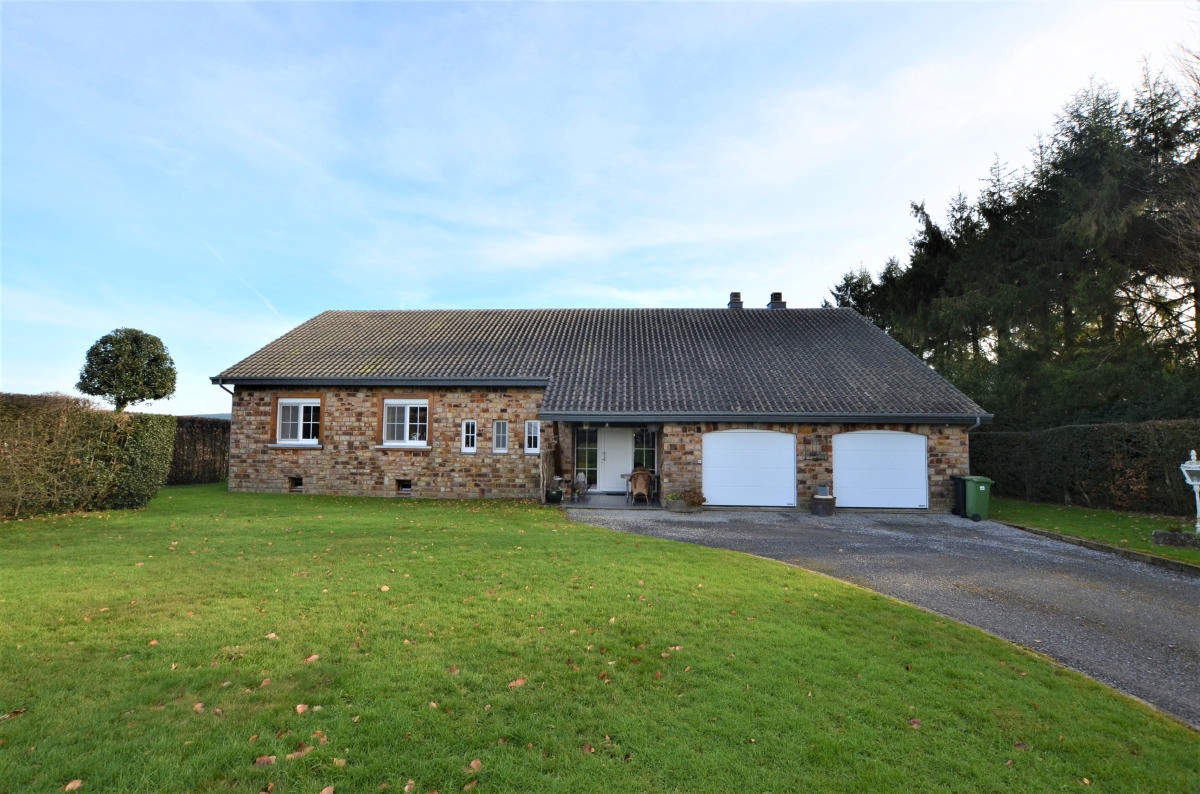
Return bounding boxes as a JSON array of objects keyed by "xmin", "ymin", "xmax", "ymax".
[
  {"xmin": 305, "ymin": 654, "xmax": 320, "ymax": 663},
  {"xmin": 381, "ymin": 585, "xmax": 390, "ymax": 592},
  {"xmin": 1, "ymin": 708, "xmax": 27, "ymax": 721},
  {"xmin": 285, "ymin": 744, "xmax": 314, "ymax": 761},
  {"xmin": 295, "ymin": 704, "xmax": 309, "ymax": 715},
  {"xmin": 333, "ymin": 758, "xmax": 347, "ymax": 767},
  {"xmin": 193, "ymin": 703, "xmax": 204, "ymax": 714},
  {"xmin": 908, "ymin": 719, "xmax": 922, "ymax": 729},
  {"xmin": 404, "ymin": 781, "xmax": 416, "ymax": 793},
  {"xmin": 63, "ymin": 781, "xmax": 83, "ymax": 792},
  {"xmin": 467, "ymin": 759, "xmax": 482, "ymax": 772},
  {"xmin": 1014, "ymin": 741, "xmax": 1029, "ymax": 751},
  {"xmin": 508, "ymin": 678, "xmax": 526, "ymax": 688},
  {"xmin": 254, "ymin": 755, "xmax": 276, "ymax": 766},
  {"xmin": 319, "ymin": 787, "xmax": 334, "ymax": 794},
  {"xmin": 463, "ymin": 781, "xmax": 477, "ymax": 791},
  {"xmin": 266, "ymin": 633, "xmax": 279, "ymax": 640},
  {"xmin": 581, "ymin": 742, "xmax": 595, "ymax": 754}
]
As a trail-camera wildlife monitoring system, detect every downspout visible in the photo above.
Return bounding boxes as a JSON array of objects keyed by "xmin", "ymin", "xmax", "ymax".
[{"xmin": 216, "ymin": 382, "xmax": 235, "ymax": 398}]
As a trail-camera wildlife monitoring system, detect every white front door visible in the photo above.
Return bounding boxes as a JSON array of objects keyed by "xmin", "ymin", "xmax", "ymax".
[{"xmin": 597, "ymin": 428, "xmax": 634, "ymax": 492}]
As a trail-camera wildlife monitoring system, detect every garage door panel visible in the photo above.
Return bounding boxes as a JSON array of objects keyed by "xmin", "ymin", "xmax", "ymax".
[
  {"xmin": 833, "ymin": 431, "xmax": 927, "ymax": 509},
  {"xmin": 702, "ymin": 430, "xmax": 796, "ymax": 507}
]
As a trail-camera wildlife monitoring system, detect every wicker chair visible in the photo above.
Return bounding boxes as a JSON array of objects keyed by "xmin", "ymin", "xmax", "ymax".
[{"xmin": 629, "ymin": 468, "xmax": 653, "ymax": 504}]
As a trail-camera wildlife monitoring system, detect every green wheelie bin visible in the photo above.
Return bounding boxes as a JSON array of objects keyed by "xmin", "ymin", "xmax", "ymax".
[{"xmin": 962, "ymin": 475, "xmax": 994, "ymax": 521}]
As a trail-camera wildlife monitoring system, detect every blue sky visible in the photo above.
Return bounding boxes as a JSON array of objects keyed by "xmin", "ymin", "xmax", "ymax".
[{"xmin": 3, "ymin": 1, "xmax": 1196, "ymax": 416}]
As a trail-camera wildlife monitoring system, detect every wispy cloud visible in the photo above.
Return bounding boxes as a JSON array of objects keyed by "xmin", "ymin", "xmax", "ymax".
[
  {"xmin": 204, "ymin": 243, "xmax": 281, "ymax": 319},
  {"xmin": 3, "ymin": 0, "xmax": 1195, "ymax": 413}
]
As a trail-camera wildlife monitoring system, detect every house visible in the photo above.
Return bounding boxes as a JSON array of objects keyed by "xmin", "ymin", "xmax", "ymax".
[{"xmin": 211, "ymin": 292, "xmax": 991, "ymax": 510}]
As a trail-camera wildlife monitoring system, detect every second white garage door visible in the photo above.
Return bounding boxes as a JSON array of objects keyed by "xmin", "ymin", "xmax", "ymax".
[
  {"xmin": 832, "ymin": 431, "xmax": 928, "ymax": 508},
  {"xmin": 702, "ymin": 430, "xmax": 796, "ymax": 507}
]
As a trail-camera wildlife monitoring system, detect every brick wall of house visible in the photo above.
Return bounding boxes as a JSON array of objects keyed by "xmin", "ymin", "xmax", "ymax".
[
  {"xmin": 229, "ymin": 386, "xmax": 547, "ymax": 499},
  {"xmin": 229, "ymin": 389, "xmax": 970, "ymax": 509},
  {"xmin": 657, "ymin": 421, "xmax": 970, "ymax": 511}
]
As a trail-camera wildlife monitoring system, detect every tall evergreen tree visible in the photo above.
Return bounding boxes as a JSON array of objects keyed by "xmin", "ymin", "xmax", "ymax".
[{"xmin": 829, "ymin": 69, "xmax": 1200, "ymax": 430}]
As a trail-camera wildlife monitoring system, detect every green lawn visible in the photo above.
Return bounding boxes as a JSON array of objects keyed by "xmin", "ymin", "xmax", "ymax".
[
  {"xmin": 1, "ymin": 485, "xmax": 1197, "ymax": 792},
  {"xmin": 990, "ymin": 497, "xmax": 1200, "ymax": 567}
]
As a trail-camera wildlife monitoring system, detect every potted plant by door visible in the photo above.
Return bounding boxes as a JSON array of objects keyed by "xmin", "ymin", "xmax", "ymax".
[
  {"xmin": 545, "ymin": 485, "xmax": 564, "ymax": 504},
  {"xmin": 665, "ymin": 489, "xmax": 705, "ymax": 513}
]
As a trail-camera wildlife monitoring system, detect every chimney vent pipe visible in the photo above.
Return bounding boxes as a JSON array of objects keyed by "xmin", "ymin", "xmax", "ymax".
[
  {"xmin": 767, "ymin": 292, "xmax": 787, "ymax": 309},
  {"xmin": 728, "ymin": 291, "xmax": 744, "ymax": 309}
]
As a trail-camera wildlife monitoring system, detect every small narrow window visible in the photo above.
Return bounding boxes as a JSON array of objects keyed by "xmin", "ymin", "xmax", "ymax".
[
  {"xmin": 493, "ymin": 420, "xmax": 509, "ymax": 453},
  {"xmin": 288, "ymin": 476, "xmax": 304, "ymax": 492},
  {"xmin": 462, "ymin": 420, "xmax": 477, "ymax": 453},
  {"xmin": 277, "ymin": 398, "xmax": 321, "ymax": 446},
  {"xmin": 383, "ymin": 399, "xmax": 429, "ymax": 447},
  {"xmin": 524, "ymin": 420, "xmax": 540, "ymax": 454},
  {"xmin": 396, "ymin": 478, "xmax": 413, "ymax": 495}
]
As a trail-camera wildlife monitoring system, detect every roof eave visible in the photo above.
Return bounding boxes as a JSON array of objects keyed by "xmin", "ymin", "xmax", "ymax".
[
  {"xmin": 538, "ymin": 411, "xmax": 994, "ymax": 426},
  {"xmin": 211, "ymin": 376, "xmax": 552, "ymax": 388}
]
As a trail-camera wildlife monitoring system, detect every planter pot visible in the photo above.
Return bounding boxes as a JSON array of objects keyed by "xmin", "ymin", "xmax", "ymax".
[
  {"xmin": 811, "ymin": 495, "xmax": 836, "ymax": 517},
  {"xmin": 666, "ymin": 500, "xmax": 701, "ymax": 513},
  {"xmin": 545, "ymin": 490, "xmax": 563, "ymax": 504}
]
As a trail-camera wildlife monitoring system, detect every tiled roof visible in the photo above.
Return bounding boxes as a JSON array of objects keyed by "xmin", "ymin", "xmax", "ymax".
[{"xmin": 213, "ymin": 308, "xmax": 990, "ymax": 423}]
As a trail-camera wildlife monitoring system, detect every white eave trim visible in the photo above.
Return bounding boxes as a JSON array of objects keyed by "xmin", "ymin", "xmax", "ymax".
[{"xmin": 538, "ymin": 411, "xmax": 994, "ymax": 426}]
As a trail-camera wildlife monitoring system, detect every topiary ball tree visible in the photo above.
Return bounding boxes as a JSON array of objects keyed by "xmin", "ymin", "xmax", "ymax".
[{"xmin": 77, "ymin": 328, "xmax": 177, "ymax": 412}]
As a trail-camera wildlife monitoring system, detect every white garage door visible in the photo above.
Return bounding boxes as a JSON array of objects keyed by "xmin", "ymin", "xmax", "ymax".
[
  {"xmin": 702, "ymin": 430, "xmax": 796, "ymax": 507},
  {"xmin": 832, "ymin": 431, "xmax": 928, "ymax": 508}
]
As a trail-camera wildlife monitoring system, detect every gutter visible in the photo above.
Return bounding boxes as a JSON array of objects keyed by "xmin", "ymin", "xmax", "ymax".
[
  {"xmin": 539, "ymin": 411, "xmax": 996, "ymax": 426},
  {"xmin": 210, "ymin": 376, "xmax": 552, "ymax": 389}
]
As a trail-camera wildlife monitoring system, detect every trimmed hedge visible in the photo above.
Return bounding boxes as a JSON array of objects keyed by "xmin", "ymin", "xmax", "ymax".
[
  {"xmin": 970, "ymin": 419, "xmax": 1200, "ymax": 516},
  {"xmin": 0, "ymin": 393, "xmax": 175, "ymax": 520},
  {"xmin": 98, "ymin": 411, "xmax": 176, "ymax": 509},
  {"xmin": 168, "ymin": 416, "xmax": 229, "ymax": 485}
]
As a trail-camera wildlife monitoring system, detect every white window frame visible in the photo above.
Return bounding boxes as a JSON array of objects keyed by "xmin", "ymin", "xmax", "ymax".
[
  {"xmin": 493, "ymin": 420, "xmax": 509, "ymax": 453},
  {"xmin": 461, "ymin": 420, "xmax": 477, "ymax": 453},
  {"xmin": 276, "ymin": 398, "xmax": 322, "ymax": 446},
  {"xmin": 524, "ymin": 420, "xmax": 540, "ymax": 454},
  {"xmin": 382, "ymin": 398, "xmax": 430, "ymax": 447}
]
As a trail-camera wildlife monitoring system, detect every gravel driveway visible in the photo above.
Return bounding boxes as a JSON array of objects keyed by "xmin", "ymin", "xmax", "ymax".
[{"xmin": 568, "ymin": 507, "xmax": 1200, "ymax": 730}]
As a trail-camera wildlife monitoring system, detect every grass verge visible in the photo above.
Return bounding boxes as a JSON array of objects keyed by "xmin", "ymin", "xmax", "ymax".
[
  {"xmin": 1, "ymin": 484, "xmax": 1197, "ymax": 792},
  {"xmin": 990, "ymin": 497, "xmax": 1200, "ymax": 567}
]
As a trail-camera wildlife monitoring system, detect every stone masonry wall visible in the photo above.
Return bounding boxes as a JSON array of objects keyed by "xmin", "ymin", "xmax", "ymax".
[
  {"xmin": 229, "ymin": 386, "xmax": 546, "ymax": 499},
  {"xmin": 658, "ymin": 421, "xmax": 970, "ymax": 512}
]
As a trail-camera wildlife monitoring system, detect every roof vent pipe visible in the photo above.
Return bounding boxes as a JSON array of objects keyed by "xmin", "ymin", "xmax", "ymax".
[
  {"xmin": 767, "ymin": 292, "xmax": 786, "ymax": 309},
  {"xmin": 728, "ymin": 291, "xmax": 744, "ymax": 309}
]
